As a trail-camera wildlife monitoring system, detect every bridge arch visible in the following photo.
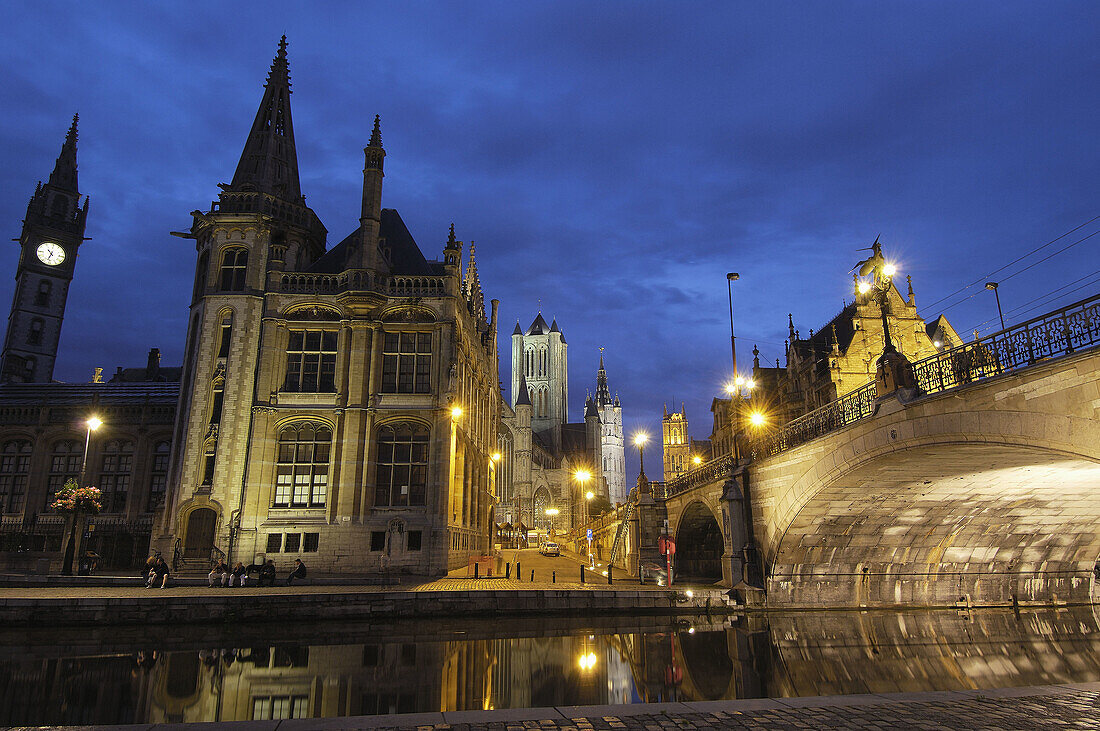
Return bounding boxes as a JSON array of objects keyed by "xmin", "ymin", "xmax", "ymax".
[
  {"xmin": 674, "ymin": 500, "xmax": 724, "ymax": 584},
  {"xmin": 761, "ymin": 401, "xmax": 1100, "ymax": 606}
]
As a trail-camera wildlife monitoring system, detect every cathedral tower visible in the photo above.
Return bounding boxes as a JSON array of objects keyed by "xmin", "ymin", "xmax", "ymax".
[
  {"xmin": 662, "ymin": 404, "xmax": 692, "ymax": 481},
  {"xmin": 1, "ymin": 116, "xmax": 88, "ymax": 383},
  {"xmin": 594, "ymin": 350, "xmax": 626, "ymax": 504},
  {"xmin": 510, "ymin": 313, "xmax": 568, "ymax": 441}
]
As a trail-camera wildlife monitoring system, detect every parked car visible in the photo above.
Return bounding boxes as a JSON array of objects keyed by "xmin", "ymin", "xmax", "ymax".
[{"xmin": 540, "ymin": 541, "xmax": 560, "ymax": 557}]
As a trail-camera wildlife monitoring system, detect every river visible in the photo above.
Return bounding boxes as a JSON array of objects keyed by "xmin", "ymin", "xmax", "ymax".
[{"xmin": 1, "ymin": 606, "xmax": 1097, "ymax": 725}]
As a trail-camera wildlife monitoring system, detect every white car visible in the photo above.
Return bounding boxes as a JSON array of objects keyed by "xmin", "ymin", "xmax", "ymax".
[{"xmin": 540, "ymin": 542, "xmax": 560, "ymax": 557}]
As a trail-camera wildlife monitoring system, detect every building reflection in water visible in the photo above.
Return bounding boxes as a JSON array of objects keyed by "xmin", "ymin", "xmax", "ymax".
[{"xmin": 1, "ymin": 606, "xmax": 1098, "ymax": 726}]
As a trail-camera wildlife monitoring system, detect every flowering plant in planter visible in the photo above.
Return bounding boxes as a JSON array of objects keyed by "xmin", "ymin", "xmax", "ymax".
[{"xmin": 50, "ymin": 479, "xmax": 103, "ymax": 515}]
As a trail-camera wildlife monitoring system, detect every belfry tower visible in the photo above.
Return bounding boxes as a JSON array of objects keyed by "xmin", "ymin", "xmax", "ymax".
[
  {"xmin": 511, "ymin": 313, "xmax": 568, "ymax": 442},
  {"xmin": 594, "ymin": 350, "xmax": 626, "ymax": 504},
  {"xmin": 1, "ymin": 116, "xmax": 89, "ymax": 383}
]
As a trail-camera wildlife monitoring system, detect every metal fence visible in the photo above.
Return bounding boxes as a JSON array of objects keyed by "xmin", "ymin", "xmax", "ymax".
[{"xmin": 659, "ymin": 291, "xmax": 1100, "ymax": 496}]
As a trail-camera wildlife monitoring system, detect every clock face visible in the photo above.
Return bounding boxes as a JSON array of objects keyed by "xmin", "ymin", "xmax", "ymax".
[{"xmin": 36, "ymin": 242, "xmax": 65, "ymax": 266}]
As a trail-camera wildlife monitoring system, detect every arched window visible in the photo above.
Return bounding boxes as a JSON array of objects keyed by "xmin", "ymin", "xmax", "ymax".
[
  {"xmin": 194, "ymin": 250, "xmax": 209, "ymax": 300},
  {"xmin": 47, "ymin": 440, "xmax": 81, "ymax": 509},
  {"xmin": 219, "ymin": 248, "xmax": 248, "ymax": 291},
  {"xmin": 208, "ymin": 381, "xmax": 224, "ymax": 424},
  {"xmin": 533, "ymin": 488, "xmax": 552, "ymax": 531},
  {"xmin": 0, "ymin": 440, "xmax": 31, "ymax": 512},
  {"xmin": 217, "ymin": 314, "xmax": 233, "ymax": 359},
  {"xmin": 147, "ymin": 440, "xmax": 170, "ymax": 511},
  {"xmin": 35, "ymin": 280, "xmax": 51, "ymax": 307},
  {"xmin": 274, "ymin": 423, "xmax": 330, "ymax": 508},
  {"xmin": 374, "ymin": 422, "xmax": 429, "ymax": 507},
  {"xmin": 26, "ymin": 319, "xmax": 43, "ymax": 346},
  {"xmin": 98, "ymin": 440, "xmax": 134, "ymax": 513}
]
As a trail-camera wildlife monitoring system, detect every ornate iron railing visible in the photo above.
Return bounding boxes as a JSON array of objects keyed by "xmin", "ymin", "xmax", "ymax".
[
  {"xmin": 661, "ymin": 453, "xmax": 736, "ymax": 499},
  {"xmin": 754, "ymin": 380, "xmax": 878, "ymax": 459},
  {"xmin": 911, "ymin": 291, "xmax": 1100, "ymax": 396}
]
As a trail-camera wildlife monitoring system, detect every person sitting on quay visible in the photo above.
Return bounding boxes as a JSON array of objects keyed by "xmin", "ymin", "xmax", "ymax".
[
  {"xmin": 285, "ymin": 559, "xmax": 307, "ymax": 585},
  {"xmin": 258, "ymin": 559, "xmax": 276, "ymax": 587},
  {"xmin": 146, "ymin": 556, "xmax": 170, "ymax": 589},
  {"xmin": 229, "ymin": 561, "xmax": 248, "ymax": 587},
  {"xmin": 208, "ymin": 559, "xmax": 230, "ymax": 587}
]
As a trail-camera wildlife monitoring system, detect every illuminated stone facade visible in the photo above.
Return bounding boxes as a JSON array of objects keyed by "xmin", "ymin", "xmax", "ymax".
[{"xmin": 154, "ymin": 40, "xmax": 501, "ymax": 576}]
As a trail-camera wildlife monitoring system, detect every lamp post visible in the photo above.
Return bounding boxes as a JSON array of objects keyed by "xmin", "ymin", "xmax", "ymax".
[
  {"xmin": 633, "ymin": 433, "xmax": 648, "ymax": 480},
  {"xmin": 63, "ymin": 415, "xmax": 102, "ymax": 576},
  {"xmin": 986, "ymin": 282, "xmax": 1006, "ymax": 332},
  {"xmin": 855, "ymin": 239, "xmax": 916, "ymax": 395},
  {"xmin": 727, "ymin": 273, "xmax": 740, "ymax": 375}
]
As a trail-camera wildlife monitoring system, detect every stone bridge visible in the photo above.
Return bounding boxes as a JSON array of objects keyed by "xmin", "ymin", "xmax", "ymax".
[{"xmin": 656, "ymin": 294, "xmax": 1100, "ymax": 608}]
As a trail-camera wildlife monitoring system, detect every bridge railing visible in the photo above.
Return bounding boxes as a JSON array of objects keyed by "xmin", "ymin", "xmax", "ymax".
[
  {"xmin": 911, "ymin": 291, "xmax": 1100, "ymax": 395},
  {"xmin": 660, "ymin": 453, "xmax": 736, "ymax": 499},
  {"xmin": 753, "ymin": 380, "xmax": 878, "ymax": 459}
]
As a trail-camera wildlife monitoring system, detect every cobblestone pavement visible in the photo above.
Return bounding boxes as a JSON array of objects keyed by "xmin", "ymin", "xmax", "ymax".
[{"xmin": 20, "ymin": 683, "xmax": 1100, "ymax": 729}]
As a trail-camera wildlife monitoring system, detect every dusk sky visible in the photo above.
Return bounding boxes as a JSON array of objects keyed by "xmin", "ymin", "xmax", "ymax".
[{"xmin": 0, "ymin": 3, "xmax": 1097, "ymax": 483}]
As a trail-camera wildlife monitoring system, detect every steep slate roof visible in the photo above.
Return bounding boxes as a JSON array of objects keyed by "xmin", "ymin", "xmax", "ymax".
[
  {"xmin": 514, "ymin": 373, "xmax": 532, "ymax": 406},
  {"xmin": 308, "ymin": 208, "xmax": 441, "ymax": 275},
  {"xmin": 527, "ymin": 313, "xmax": 550, "ymax": 335}
]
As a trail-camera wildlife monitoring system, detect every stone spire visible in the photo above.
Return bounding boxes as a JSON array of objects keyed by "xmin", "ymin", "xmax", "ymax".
[
  {"xmin": 595, "ymin": 347, "xmax": 613, "ymax": 407},
  {"xmin": 463, "ymin": 242, "xmax": 485, "ymax": 321},
  {"xmin": 48, "ymin": 114, "xmax": 79, "ymax": 193},
  {"xmin": 229, "ymin": 36, "xmax": 303, "ymax": 202},
  {"xmin": 356, "ymin": 113, "xmax": 387, "ymax": 271},
  {"xmin": 515, "ymin": 372, "xmax": 532, "ymax": 406}
]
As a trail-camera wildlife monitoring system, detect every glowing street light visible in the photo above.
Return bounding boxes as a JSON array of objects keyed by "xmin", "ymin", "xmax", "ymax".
[
  {"xmin": 450, "ymin": 406, "xmax": 463, "ymax": 419},
  {"xmin": 692, "ymin": 455, "xmax": 702, "ymax": 466},
  {"xmin": 749, "ymin": 411, "xmax": 767, "ymax": 427}
]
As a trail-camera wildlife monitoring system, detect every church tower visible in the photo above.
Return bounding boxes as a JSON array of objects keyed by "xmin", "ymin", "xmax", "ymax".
[
  {"xmin": 594, "ymin": 350, "xmax": 626, "ymax": 504},
  {"xmin": 662, "ymin": 404, "xmax": 692, "ymax": 481},
  {"xmin": 1, "ymin": 116, "xmax": 88, "ymax": 383},
  {"xmin": 510, "ymin": 313, "xmax": 568, "ymax": 440}
]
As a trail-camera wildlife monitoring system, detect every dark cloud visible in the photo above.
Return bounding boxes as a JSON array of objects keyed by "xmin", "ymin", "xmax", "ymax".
[{"xmin": 0, "ymin": 2, "xmax": 1096, "ymax": 487}]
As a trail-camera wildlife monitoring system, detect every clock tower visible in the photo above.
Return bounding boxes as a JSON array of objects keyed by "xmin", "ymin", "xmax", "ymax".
[{"xmin": 1, "ymin": 115, "xmax": 89, "ymax": 383}]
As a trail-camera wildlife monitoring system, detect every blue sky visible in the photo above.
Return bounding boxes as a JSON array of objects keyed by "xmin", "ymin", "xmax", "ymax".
[{"xmin": 0, "ymin": 3, "xmax": 1096, "ymax": 482}]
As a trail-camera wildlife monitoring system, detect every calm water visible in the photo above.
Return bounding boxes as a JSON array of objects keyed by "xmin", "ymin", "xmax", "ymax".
[{"xmin": 1, "ymin": 606, "xmax": 1099, "ymax": 726}]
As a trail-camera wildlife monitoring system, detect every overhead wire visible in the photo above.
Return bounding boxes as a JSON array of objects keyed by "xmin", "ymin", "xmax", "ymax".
[
  {"xmin": 926, "ymin": 228, "xmax": 1100, "ymax": 320},
  {"xmin": 918, "ymin": 214, "xmax": 1100, "ymax": 317},
  {"xmin": 971, "ymin": 269, "xmax": 1100, "ymax": 335}
]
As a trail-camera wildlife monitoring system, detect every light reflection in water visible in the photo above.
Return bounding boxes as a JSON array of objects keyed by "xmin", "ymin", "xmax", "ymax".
[{"xmin": 0, "ymin": 606, "xmax": 1098, "ymax": 726}]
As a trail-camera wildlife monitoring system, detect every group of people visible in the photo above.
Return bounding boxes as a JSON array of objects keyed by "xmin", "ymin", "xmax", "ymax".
[
  {"xmin": 143, "ymin": 556, "xmax": 308, "ymax": 588},
  {"xmin": 208, "ymin": 558, "xmax": 308, "ymax": 587}
]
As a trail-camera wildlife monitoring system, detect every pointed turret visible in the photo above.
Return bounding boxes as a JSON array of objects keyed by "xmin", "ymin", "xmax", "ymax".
[
  {"xmin": 355, "ymin": 114, "xmax": 387, "ymax": 271},
  {"xmin": 512, "ymin": 320, "xmax": 522, "ymax": 336},
  {"xmin": 515, "ymin": 373, "xmax": 532, "ymax": 406},
  {"xmin": 48, "ymin": 114, "xmax": 79, "ymax": 193},
  {"xmin": 595, "ymin": 348, "xmax": 613, "ymax": 407},
  {"xmin": 229, "ymin": 36, "xmax": 303, "ymax": 202},
  {"xmin": 463, "ymin": 243, "xmax": 485, "ymax": 322}
]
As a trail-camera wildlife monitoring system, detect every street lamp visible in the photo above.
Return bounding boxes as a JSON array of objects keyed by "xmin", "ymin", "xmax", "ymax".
[
  {"xmin": 633, "ymin": 433, "xmax": 648, "ymax": 479},
  {"xmin": 78, "ymin": 416, "xmax": 102, "ymax": 491},
  {"xmin": 545, "ymin": 507, "xmax": 559, "ymax": 536},
  {"xmin": 726, "ymin": 272, "xmax": 740, "ymax": 375},
  {"xmin": 450, "ymin": 406, "xmax": 463, "ymax": 419},
  {"xmin": 63, "ymin": 415, "xmax": 102, "ymax": 576},
  {"xmin": 986, "ymin": 282, "xmax": 1006, "ymax": 332}
]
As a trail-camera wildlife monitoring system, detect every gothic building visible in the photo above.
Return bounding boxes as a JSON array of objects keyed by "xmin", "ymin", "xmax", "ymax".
[
  {"xmin": 497, "ymin": 316, "xmax": 625, "ymax": 537},
  {"xmin": 661, "ymin": 404, "xmax": 710, "ymax": 482},
  {"xmin": 153, "ymin": 38, "xmax": 501, "ymax": 576},
  {"xmin": 0, "ymin": 119, "xmax": 180, "ymax": 571},
  {"xmin": 706, "ymin": 268, "xmax": 962, "ymax": 461}
]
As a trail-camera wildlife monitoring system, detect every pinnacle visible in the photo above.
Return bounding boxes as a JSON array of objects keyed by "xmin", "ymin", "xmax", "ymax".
[{"xmin": 369, "ymin": 115, "xmax": 383, "ymax": 148}]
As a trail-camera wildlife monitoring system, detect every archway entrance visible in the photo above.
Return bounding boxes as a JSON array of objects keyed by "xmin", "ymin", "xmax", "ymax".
[
  {"xmin": 183, "ymin": 508, "xmax": 217, "ymax": 558},
  {"xmin": 675, "ymin": 502, "xmax": 724, "ymax": 583}
]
